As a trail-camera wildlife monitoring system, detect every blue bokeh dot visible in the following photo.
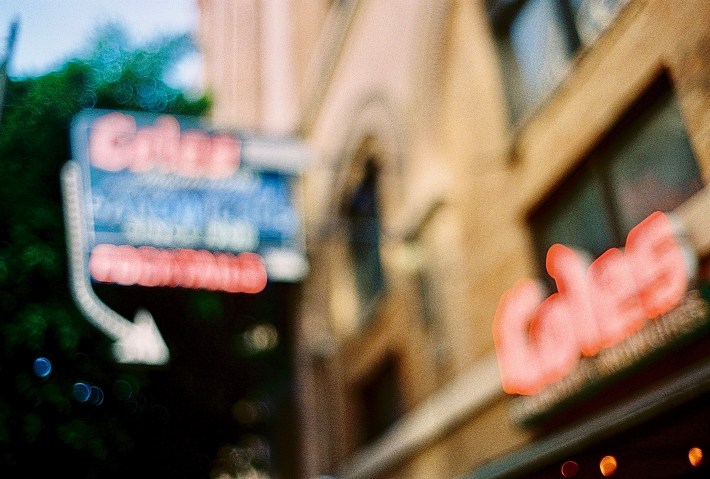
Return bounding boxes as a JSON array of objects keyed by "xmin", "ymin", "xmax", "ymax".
[
  {"xmin": 33, "ymin": 357, "xmax": 52, "ymax": 378},
  {"xmin": 89, "ymin": 386, "xmax": 104, "ymax": 406},
  {"xmin": 72, "ymin": 382, "xmax": 91, "ymax": 403}
]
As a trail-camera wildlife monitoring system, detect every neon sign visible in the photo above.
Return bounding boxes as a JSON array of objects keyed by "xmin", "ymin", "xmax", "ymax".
[
  {"xmin": 89, "ymin": 245, "xmax": 267, "ymax": 293},
  {"xmin": 493, "ymin": 211, "xmax": 692, "ymax": 395},
  {"xmin": 89, "ymin": 112, "xmax": 240, "ymax": 178},
  {"xmin": 63, "ymin": 110, "xmax": 309, "ymax": 364},
  {"xmin": 69, "ymin": 109, "xmax": 308, "ymax": 293}
]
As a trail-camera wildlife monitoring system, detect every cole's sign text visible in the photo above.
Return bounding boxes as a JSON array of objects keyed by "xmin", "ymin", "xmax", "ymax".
[
  {"xmin": 70, "ymin": 109, "xmax": 305, "ymax": 294},
  {"xmin": 493, "ymin": 212, "xmax": 691, "ymax": 395}
]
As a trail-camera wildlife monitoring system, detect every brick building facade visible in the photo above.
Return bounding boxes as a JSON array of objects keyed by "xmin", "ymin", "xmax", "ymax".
[{"xmin": 196, "ymin": 1, "xmax": 710, "ymax": 477}]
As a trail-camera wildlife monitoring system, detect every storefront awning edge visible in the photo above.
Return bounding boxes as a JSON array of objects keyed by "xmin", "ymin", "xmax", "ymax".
[{"xmin": 460, "ymin": 355, "xmax": 710, "ymax": 479}]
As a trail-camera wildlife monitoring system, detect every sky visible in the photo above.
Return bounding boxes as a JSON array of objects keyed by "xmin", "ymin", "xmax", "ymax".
[{"xmin": 0, "ymin": 0, "xmax": 204, "ymax": 93}]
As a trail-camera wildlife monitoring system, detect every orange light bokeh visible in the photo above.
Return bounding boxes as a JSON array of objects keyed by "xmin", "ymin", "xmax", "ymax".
[
  {"xmin": 689, "ymin": 447, "xmax": 703, "ymax": 467},
  {"xmin": 599, "ymin": 455, "xmax": 617, "ymax": 476}
]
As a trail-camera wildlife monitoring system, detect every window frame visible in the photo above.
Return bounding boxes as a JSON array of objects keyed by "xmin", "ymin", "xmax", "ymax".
[
  {"xmin": 486, "ymin": 0, "xmax": 632, "ymax": 123},
  {"xmin": 528, "ymin": 72, "xmax": 704, "ymax": 282}
]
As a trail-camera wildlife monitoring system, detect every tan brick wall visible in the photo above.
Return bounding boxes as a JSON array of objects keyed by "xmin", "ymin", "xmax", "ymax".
[{"xmin": 198, "ymin": 0, "xmax": 710, "ymax": 477}]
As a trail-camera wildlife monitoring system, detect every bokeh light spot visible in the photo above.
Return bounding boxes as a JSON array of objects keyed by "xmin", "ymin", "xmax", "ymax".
[
  {"xmin": 112, "ymin": 379, "xmax": 133, "ymax": 401},
  {"xmin": 241, "ymin": 323, "xmax": 279, "ymax": 355},
  {"xmin": 72, "ymin": 382, "xmax": 91, "ymax": 403},
  {"xmin": 232, "ymin": 398, "xmax": 271, "ymax": 425},
  {"xmin": 89, "ymin": 385, "xmax": 104, "ymax": 406},
  {"xmin": 560, "ymin": 460, "xmax": 579, "ymax": 477},
  {"xmin": 32, "ymin": 357, "xmax": 52, "ymax": 378},
  {"xmin": 599, "ymin": 455, "xmax": 617, "ymax": 476},
  {"xmin": 689, "ymin": 447, "xmax": 703, "ymax": 467}
]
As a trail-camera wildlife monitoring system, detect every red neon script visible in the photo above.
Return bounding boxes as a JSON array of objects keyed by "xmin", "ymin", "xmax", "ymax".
[
  {"xmin": 493, "ymin": 212, "xmax": 690, "ymax": 395},
  {"xmin": 89, "ymin": 245, "xmax": 267, "ymax": 294},
  {"xmin": 88, "ymin": 112, "xmax": 240, "ymax": 179}
]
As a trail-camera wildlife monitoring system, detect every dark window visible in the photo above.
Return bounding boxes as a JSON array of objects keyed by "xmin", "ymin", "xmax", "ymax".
[
  {"xmin": 488, "ymin": 0, "xmax": 581, "ymax": 121},
  {"xmin": 532, "ymin": 164, "xmax": 618, "ymax": 261},
  {"xmin": 530, "ymin": 73, "xmax": 703, "ymax": 282},
  {"xmin": 417, "ymin": 266, "xmax": 439, "ymax": 330},
  {"xmin": 487, "ymin": 0, "xmax": 630, "ymax": 122},
  {"xmin": 344, "ymin": 161, "xmax": 386, "ymax": 325},
  {"xmin": 357, "ymin": 356, "xmax": 404, "ymax": 445},
  {"xmin": 600, "ymin": 78, "xmax": 704, "ymax": 233}
]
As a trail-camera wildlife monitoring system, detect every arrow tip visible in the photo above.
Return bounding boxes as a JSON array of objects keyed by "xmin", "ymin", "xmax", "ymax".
[{"xmin": 113, "ymin": 309, "xmax": 170, "ymax": 365}]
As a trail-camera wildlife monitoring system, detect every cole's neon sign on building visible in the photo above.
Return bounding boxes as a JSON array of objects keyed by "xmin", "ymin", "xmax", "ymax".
[
  {"xmin": 493, "ymin": 211, "xmax": 693, "ymax": 396},
  {"xmin": 70, "ymin": 109, "xmax": 308, "ymax": 294}
]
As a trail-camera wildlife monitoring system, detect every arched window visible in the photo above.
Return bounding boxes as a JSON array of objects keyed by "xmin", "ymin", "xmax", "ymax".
[{"xmin": 343, "ymin": 160, "xmax": 386, "ymax": 326}]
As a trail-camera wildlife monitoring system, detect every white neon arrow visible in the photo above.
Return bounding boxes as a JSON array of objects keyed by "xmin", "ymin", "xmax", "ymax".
[{"xmin": 61, "ymin": 161, "xmax": 170, "ymax": 365}]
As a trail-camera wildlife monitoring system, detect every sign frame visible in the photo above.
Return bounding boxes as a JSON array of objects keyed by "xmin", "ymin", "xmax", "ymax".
[{"xmin": 63, "ymin": 108, "xmax": 311, "ymax": 364}]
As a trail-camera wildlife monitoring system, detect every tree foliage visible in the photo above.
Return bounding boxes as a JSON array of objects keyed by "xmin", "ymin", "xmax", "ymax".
[{"xmin": 0, "ymin": 23, "xmax": 210, "ymax": 477}]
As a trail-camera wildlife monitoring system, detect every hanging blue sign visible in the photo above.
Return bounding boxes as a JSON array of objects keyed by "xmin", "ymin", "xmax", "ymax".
[{"xmin": 69, "ymin": 109, "xmax": 308, "ymax": 292}]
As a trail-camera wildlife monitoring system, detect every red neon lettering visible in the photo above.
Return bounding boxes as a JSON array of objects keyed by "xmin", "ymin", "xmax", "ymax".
[
  {"xmin": 493, "ymin": 279, "xmax": 546, "ymax": 395},
  {"xmin": 587, "ymin": 248, "xmax": 646, "ymax": 350},
  {"xmin": 89, "ymin": 245, "xmax": 267, "ymax": 294},
  {"xmin": 113, "ymin": 245, "xmax": 142, "ymax": 286},
  {"xmin": 212, "ymin": 135, "xmax": 243, "ymax": 178},
  {"xmin": 546, "ymin": 244, "xmax": 598, "ymax": 355},
  {"xmin": 135, "ymin": 246, "xmax": 167, "ymax": 287},
  {"xmin": 531, "ymin": 295, "xmax": 578, "ymax": 387},
  {"xmin": 132, "ymin": 115, "xmax": 181, "ymax": 173},
  {"xmin": 493, "ymin": 212, "xmax": 690, "ymax": 395},
  {"xmin": 88, "ymin": 112, "xmax": 240, "ymax": 178},
  {"xmin": 627, "ymin": 212, "xmax": 688, "ymax": 318},
  {"xmin": 89, "ymin": 113, "xmax": 136, "ymax": 171}
]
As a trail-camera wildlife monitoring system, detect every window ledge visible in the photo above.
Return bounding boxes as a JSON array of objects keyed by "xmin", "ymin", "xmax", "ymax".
[{"xmin": 461, "ymin": 355, "xmax": 710, "ymax": 479}]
